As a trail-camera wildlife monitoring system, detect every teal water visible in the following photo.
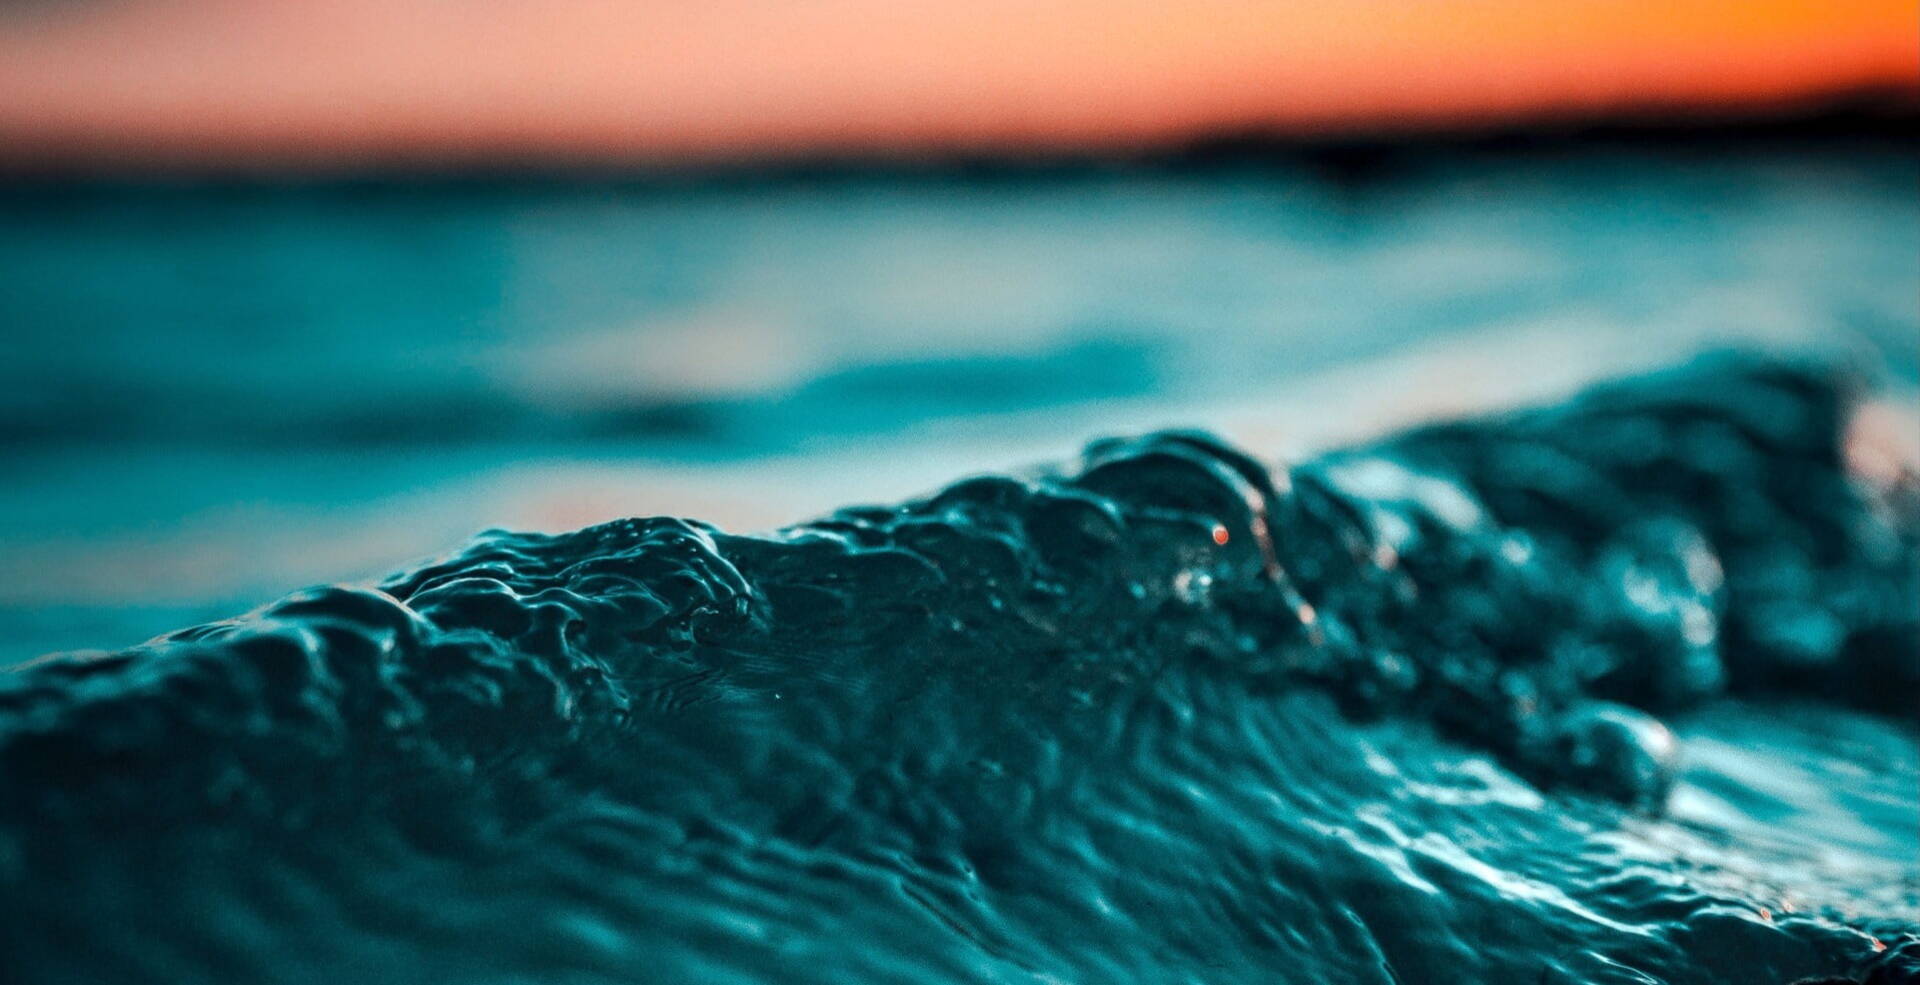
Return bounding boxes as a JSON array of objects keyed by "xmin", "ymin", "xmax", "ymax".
[
  {"xmin": 2, "ymin": 151, "xmax": 1915, "ymax": 664},
  {"xmin": 0, "ymin": 151, "xmax": 1916, "ymax": 983}
]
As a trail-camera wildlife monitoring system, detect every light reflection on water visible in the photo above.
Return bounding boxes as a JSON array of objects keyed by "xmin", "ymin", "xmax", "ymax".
[{"xmin": 2, "ymin": 152, "xmax": 1913, "ymax": 663}]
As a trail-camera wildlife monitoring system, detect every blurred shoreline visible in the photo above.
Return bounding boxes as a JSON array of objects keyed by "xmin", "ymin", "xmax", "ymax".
[{"xmin": 2, "ymin": 83, "xmax": 1912, "ymax": 184}]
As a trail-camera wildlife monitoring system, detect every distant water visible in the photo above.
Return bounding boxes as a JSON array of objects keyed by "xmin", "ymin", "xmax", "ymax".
[
  {"xmin": 1, "ymin": 355, "xmax": 1916, "ymax": 984},
  {"xmin": 1, "ymin": 149, "xmax": 1916, "ymax": 663}
]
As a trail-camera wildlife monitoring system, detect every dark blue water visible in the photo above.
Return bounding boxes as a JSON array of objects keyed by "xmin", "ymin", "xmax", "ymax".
[
  {"xmin": 2, "ymin": 353, "xmax": 1915, "ymax": 983},
  {"xmin": 2, "ymin": 148, "xmax": 1917, "ymax": 981}
]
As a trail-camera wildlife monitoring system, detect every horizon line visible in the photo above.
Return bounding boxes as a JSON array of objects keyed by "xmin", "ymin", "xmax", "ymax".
[{"xmin": 2, "ymin": 80, "xmax": 1914, "ymax": 182}]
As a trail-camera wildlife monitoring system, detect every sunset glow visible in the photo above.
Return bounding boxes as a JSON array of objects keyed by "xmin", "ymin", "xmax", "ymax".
[{"xmin": 0, "ymin": 0, "xmax": 1913, "ymax": 168}]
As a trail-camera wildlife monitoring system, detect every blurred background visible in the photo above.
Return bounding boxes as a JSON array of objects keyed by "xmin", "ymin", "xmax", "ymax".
[{"xmin": 0, "ymin": 0, "xmax": 1915, "ymax": 664}]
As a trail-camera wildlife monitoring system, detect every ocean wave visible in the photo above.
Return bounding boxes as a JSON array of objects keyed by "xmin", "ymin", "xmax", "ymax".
[{"xmin": 1, "ymin": 353, "xmax": 1914, "ymax": 983}]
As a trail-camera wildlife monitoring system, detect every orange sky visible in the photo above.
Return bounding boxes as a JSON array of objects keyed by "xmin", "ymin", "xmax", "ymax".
[{"xmin": 0, "ymin": 0, "xmax": 1913, "ymax": 169}]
